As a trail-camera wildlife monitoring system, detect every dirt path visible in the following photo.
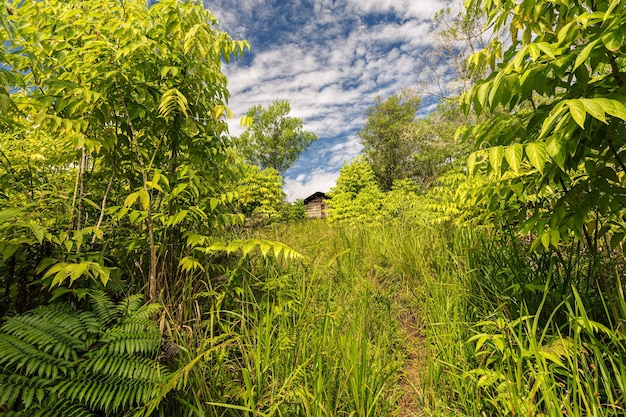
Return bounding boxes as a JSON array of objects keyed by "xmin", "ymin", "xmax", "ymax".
[{"xmin": 397, "ymin": 309, "xmax": 427, "ymax": 417}]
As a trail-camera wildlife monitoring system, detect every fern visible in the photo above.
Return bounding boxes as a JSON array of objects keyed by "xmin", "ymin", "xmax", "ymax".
[{"xmin": 0, "ymin": 292, "xmax": 170, "ymax": 416}]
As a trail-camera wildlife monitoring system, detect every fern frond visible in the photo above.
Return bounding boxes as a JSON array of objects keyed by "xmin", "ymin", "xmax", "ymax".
[
  {"xmin": 78, "ymin": 353, "xmax": 168, "ymax": 381},
  {"xmin": 0, "ymin": 292, "xmax": 168, "ymax": 415},
  {"xmin": 99, "ymin": 332, "xmax": 162, "ymax": 355},
  {"xmin": 1, "ymin": 312, "xmax": 90, "ymax": 360},
  {"xmin": 0, "ymin": 335, "xmax": 71, "ymax": 378},
  {"xmin": 87, "ymin": 290, "xmax": 116, "ymax": 324},
  {"xmin": 0, "ymin": 372, "xmax": 52, "ymax": 410},
  {"xmin": 114, "ymin": 293, "xmax": 145, "ymax": 317},
  {"xmin": 129, "ymin": 302, "xmax": 163, "ymax": 321}
]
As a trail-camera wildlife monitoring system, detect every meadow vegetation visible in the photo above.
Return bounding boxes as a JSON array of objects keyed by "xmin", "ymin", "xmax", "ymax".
[{"xmin": 0, "ymin": 0, "xmax": 625, "ymax": 415}]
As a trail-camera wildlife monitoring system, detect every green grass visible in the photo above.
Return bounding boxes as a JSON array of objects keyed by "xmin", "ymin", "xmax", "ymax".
[{"xmin": 151, "ymin": 220, "xmax": 625, "ymax": 417}]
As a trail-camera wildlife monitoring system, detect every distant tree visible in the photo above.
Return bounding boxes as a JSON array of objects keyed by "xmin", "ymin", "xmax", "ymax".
[
  {"xmin": 418, "ymin": 1, "xmax": 501, "ymax": 99},
  {"xmin": 359, "ymin": 89, "xmax": 421, "ymax": 191},
  {"xmin": 412, "ymin": 100, "xmax": 474, "ymax": 188},
  {"xmin": 236, "ymin": 100, "xmax": 317, "ymax": 175}
]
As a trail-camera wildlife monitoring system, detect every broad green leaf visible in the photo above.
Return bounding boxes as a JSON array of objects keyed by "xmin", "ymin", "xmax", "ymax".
[
  {"xmin": 557, "ymin": 21, "xmax": 576, "ymax": 44},
  {"xmin": 610, "ymin": 232, "xmax": 625, "ymax": 249},
  {"xmin": 580, "ymin": 98, "xmax": 606, "ymax": 123},
  {"xmin": 504, "ymin": 144, "xmax": 523, "ymax": 173},
  {"xmin": 596, "ymin": 98, "xmax": 626, "ymax": 120},
  {"xmin": 0, "ymin": 208, "xmax": 21, "ymax": 224},
  {"xmin": 573, "ymin": 39, "xmax": 598, "ymax": 71},
  {"xmin": 124, "ymin": 191, "xmax": 140, "ymax": 208},
  {"xmin": 549, "ymin": 229, "xmax": 560, "ymax": 247},
  {"xmin": 70, "ymin": 262, "xmax": 89, "ymax": 282},
  {"xmin": 468, "ymin": 152, "xmax": 478, "ymax": 176},
  {"xmin": 241, "ymin": 242, "xmax": 256, "ymax": 257},
  {"xmin": 528, "ymin": 44, "xmax": 540, "ymax": 61},
  {"xmin": 536, "ymin": 43, "xmax": 555, "ymax": 60},
  {"xmin": 566, "ymin": 100, "xmax": 586, "ymax": 129},
  {"xmin": 539, "ymin": 102, "xmax": 568, "ymax": 138},
  {"xmin": 138, "ymin": 189, "xmax": 150, "ymax": 211},
  {"xmin": 602, "ymin": 28, "xmax": 624, "ymax": 52},
  {"xmin": 168, "ymin": 210, "xmax": 188, "ymax": 226},
  {"xmin": 477, "ymin": 82, "xmax": 490, "ymax": 108},
  {"xmin": 209, "ymin": 198, "xmax": 219, "ymax": 211},
  {"xmin": 259, "ymin": 242, "xmax": 271, "ymax": 257},
  {"xmin": 526, "ymin": 142, "xmax": 547, "ymax": 173},
  {"xmin": 29, "ymin": 221, "xmax": 46, "ymax": 244},
  {"xmin": 489, "ymin": 146, "xmax": 504, "ymax": 174},
  {"xmin": 92, "ymin": 264, "xmax": 110, "ymax": 286},
  {"xmin": 546, "ymin": 136, "xmax": 566, "ymax": 170}
]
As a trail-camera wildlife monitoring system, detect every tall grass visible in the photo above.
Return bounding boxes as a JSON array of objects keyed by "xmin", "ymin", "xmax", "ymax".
[
  {"xmin": 406, "ymin": 225, "xmax": 626, "ymax": 416},
  {"xmin": 152, "ymin": 220, "xmax": 624, "ymax": 416},
  {"xmin": 152, "ymin": 220, "xmax": 404, "ymax": 416}
]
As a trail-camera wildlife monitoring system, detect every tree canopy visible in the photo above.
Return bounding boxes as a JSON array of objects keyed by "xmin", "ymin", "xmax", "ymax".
[
  {"xmin": 236, "ymin": 99, "xmax": 318, "ymax": 175},
  {"xmin": 359, "ymin": 90, "xmax": 421, "ymax": 191}
]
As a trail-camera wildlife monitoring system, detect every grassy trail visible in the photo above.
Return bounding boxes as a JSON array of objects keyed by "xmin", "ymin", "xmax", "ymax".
[
  {"xmin": 243, "ymin": 220, "xmax": 626, "ymax": 416},
  {"xmin": 257, "ymin": 220, "xmax": 429, "ymax": 416}
]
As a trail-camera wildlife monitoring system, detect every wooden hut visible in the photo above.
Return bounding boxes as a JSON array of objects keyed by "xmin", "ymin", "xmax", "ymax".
[{"xmin": 303, "ymin": 192, "xmax": 330, "ymax": 219}]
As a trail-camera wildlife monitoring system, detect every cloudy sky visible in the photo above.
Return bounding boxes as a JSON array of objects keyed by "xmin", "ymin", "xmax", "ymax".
[{"xmin": 206, "ymin": 0, "xmax": 456, "ymax": 201}]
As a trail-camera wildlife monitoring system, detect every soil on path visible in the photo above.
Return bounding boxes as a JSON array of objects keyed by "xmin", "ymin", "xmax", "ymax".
[{"xmin": 397, "ymin": 309, "xmax": 427, "ymax": 417}]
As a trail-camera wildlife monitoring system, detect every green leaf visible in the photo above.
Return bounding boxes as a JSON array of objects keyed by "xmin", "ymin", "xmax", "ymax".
[
  {"xmin": 504, "ymin": 144, "xmax": 523, "ymax": 173},
  {"xmin": 0, "ymin": 208, "xmax": 21, "ymax": 224},
  {"xmin": 70, "ymin": 262, "xmax": 89, "ymax": 282},
  {"xmin": 259, "ymin": 243, "xmax": 271, "ymax": 257},
  {"xmin": 124, "ymin": 191, "xmax": 140, "ymax": 208},
  {"xmin": 573, "ymin": 40, "xmax": 598, "ymax": 71},
  {"xmin": 468, "ymin": 152, "xmax": 478, "ymax": 176},
  {"xmin": 138, "ymin": 190, "xmax": 150, "ymax": 211},
  {"xmin": 29, "ymin": 221, "xmax": 46, "ymax": 244},
  {"xmin": 566, "ymin": 99, "xmax": 586, "ymax": 129},
  {"xmin": 602, "ymin": 28, "xmax": 624, "ymax": 52},
  {"xmin": 477, "ymin": 82, "xmax": 490, "ymax": 108},
  {"xmin": 596, "ymin": 98, "xmax": 626, "ymax": 120},
  {"xmin": 580, "ymin": 98, "xmax": 607, "ymax": 123},
  {"xmin": 610, "ymin": 232, "xmax": 625, "ymax": 249},
  {"xmin": 489, "ymin": 146, "xmax": 504, "ymax": 174},
  {"xmin": 546, "ymin": 136, "xmax": 566, "ymax": 170},
  {"xmin": 526, "ymin": 142, "xmax": 547, "ymax": 173}
]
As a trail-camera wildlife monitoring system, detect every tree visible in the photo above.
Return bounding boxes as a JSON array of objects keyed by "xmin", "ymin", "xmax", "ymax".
[
  {"xmin": 418, "ymin": 1, "xmax": 501, "ymax": 99},
  {"xmin": 236, "ymin": 100, "xmax": 317, "ymax": 175},
  {"xmin": 460, "ymin": 0, "xmax": 626, "ymax": 255},
  {"xmin": 411, "ymin": 100, "xmax": 474, "ymax": 189},
  {"xmin": 0, "ymin": 0, "xmax": 249, "ymax": 300},
  {"xmin": 359, "ymin": 89, "xmax": 421, "ymax": 191}
]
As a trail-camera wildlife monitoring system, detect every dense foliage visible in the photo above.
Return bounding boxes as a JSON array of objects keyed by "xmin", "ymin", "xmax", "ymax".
[
  {"xmin": 0, "ymin": 292, "xmax": 167, "ymax": 415},
  {"xmin": 234, "ymin": 164, "xmax": 286, "ymax": 222},
  {"xmin": 461, "ymin": 0, "xmax": 626, "ymax": 253},
  {"xmin": 0, "ymin": 0, "xmax": 248, "ymax": 302},
  {"xmin": 1, "ymin": 0, "xmax": 625, "ymax": 416}
]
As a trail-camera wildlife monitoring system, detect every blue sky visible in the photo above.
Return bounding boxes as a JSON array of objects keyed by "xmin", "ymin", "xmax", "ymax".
[{"xmin": 206, "ymin": 0, "xmax": 457, "ymax": 200}]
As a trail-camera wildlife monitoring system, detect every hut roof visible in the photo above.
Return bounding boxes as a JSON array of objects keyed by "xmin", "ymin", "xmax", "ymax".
[{"xmin": 303, "ymin": 192, "xmax": 329, "ymax": 204}]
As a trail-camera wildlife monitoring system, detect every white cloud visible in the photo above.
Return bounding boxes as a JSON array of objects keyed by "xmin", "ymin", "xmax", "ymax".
[
  {"xmin": 284, "ymin": 168, "xmax": 340, "ymax": 201},
  {"xmin": 210, "ymin": 0, "xmax": 463, "ymax": 195}
]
